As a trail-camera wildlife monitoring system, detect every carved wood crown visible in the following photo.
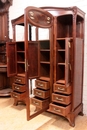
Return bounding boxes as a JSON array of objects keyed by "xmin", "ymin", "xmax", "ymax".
[{"xmin": 0, "ymin": 0, "xmax": 13, "ymax": 13}]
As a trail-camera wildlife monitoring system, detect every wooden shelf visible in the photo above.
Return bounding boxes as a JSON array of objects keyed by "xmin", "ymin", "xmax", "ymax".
[
  {"xmin": 56, "ymin": 79, "xmax": 65, "ymax": 84},
  {"xmin": 39, "ymin": 77, "xmax": 50, "ymax": 81}
]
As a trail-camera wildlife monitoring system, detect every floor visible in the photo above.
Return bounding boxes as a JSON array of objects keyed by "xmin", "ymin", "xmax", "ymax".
[{"xmin": 0, "ymin": 97, "xmax": 87, "ymax": 130}]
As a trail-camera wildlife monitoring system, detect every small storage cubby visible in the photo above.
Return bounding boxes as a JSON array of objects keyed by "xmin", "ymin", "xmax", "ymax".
[
  {"xmin": 57, "ymin": 15, "xmax": 73, "ymax": 38},
  {"xmin": 40, "ymin": 64, "xmax": 50, "ymax": 78},
  {"xmin": 17, "ymin": 63, "xmax": 25, "ymax": 74},
  {"xmin": 40, "ymin": 40, "xmax": 50, "ymax": 49},
  {"xmin": 16, "ymin": 42, "xmax": 25, "ymax": 51},
  {"xmin": 40, "ymin": 51, "xmax": 50, "ymax": 62},
  {"xmin": 17, "ymin": 53, "xmax": 25, "ymax": 62},
  {"xmin": 57, "ymin": 65, "xmax": 65, "ymax": 84}
]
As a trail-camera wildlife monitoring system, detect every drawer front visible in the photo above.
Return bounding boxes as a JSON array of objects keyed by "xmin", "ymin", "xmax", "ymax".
[
  {"xmin": 49, "ymin": 103, "xmax": 71, "ymax": 116},
  {"xmin": 33, "ymin": 88, "xmax": 50, "ymax": 99},
  {"xmin": 31, "ymin": 97, "xmax": 49, "ymax": 109},
  {"xmin": 14, "ymin": 76, "xmax": 25, "ymax": 84},
  {"xmin": 53, "ymin": 83, "xmax": 71, "ymax": 94},
  {"xmin": 12, "ymin": 83, "xmax": 26, "ymax": 92},
  {"xmin": 35, "ymin": 80, "xmax": 50, "ymax": 90},
  {"xmin": 52, "ymin": 93, "xmax": 71, "ymax": 105},
  {"xmin": 11, "ymin": 92, "xmax": 26, "ymax": 100}
]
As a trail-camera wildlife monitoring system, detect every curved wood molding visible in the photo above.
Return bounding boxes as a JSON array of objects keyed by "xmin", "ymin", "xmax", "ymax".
[{"xmin": 0, "ymin": 0, "xmax": 13, "ymax": 13}]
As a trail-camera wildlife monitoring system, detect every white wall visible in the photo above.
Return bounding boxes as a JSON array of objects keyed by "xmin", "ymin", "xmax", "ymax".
[{"xmin": 9, "ymin": 0, "xmax": 87, "ymax": 116}]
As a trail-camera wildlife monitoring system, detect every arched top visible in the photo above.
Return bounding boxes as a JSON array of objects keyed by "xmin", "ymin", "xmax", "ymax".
[{"xmin": 24, "ymin": 6, "xmax": 54, "ymax": 28}]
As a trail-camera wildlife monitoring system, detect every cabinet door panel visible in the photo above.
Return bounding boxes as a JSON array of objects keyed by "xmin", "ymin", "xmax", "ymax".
[
  {"xmin": 6, "ymin": 42, "xmax": 17, "ymax": 77},
  {"xmin": 28, "ymin": 41, "xmax": 39, "ymax": 78}
]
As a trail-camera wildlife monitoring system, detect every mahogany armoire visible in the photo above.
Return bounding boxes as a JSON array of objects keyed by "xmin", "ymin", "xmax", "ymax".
[{"xmin": 7, "ymin": 6, "xmax": 85, "ymax": 127}]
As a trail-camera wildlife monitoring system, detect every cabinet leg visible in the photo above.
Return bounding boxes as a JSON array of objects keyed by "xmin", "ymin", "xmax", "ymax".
[
  {"xmin": 66, "ymin": 113, "xmax": 75, "ymax": 127},
  {"xmin": 13, "ymin": 98, "xmax": 18, "ymax": 106}
]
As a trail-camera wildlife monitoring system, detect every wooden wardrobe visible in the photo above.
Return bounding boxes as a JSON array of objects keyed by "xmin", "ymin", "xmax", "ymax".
[{"xmin": 7, "ymin": 6, "xmax": 85, "ymax": 127}]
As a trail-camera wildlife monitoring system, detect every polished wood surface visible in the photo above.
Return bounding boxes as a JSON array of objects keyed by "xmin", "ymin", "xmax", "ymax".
[{"xmin": 8, "ymin": 6, "xmax": 85, "ymax": 127}]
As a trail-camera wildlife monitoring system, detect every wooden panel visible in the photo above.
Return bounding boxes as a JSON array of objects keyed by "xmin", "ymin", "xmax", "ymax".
[
  {"xmin": 6, "ymin": 42, "xmax": 17, "ymax": 77},
  {"xmin": 28, "ymin": 41, "xmax": 39, "ymax": 78},
  {"xmin": 72, "ymin": 38, "xmax": 83, "ymax": 110}
]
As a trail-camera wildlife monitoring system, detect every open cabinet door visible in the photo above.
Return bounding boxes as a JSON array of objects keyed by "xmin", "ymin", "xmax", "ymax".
[
  {"xmin": 24, "ymin": 6, "xmax": 54, "ymax": 120},
  {"xmin": 6, "ymin": 42, "xmax": 17, "ymax": 77}
]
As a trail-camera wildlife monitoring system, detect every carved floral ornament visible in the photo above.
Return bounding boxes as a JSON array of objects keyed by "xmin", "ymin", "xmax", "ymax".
[{"xmin": 0, "ymin": 0, "xmax": 13, "ymax": 13}]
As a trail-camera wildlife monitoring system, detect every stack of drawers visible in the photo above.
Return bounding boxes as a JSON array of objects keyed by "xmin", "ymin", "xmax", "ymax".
[
  {"xmin": 11, "ymin": 76, "xmax": 26, "ymax": 105},
  {"xmin": 49, "ymin": 83, "xmax": 72, "ymax": 116},
  {"xmin": 31, "ymin": 79, "xmax": 50, "ymax": 109}
]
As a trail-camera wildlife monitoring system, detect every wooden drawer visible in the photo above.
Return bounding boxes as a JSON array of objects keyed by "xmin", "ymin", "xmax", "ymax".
[
  {"xmin": 35, "ymin": 80, "xmax": 50, "ymax": 90},
  {"xmin": 14, "ymin": 76, "xmax": 25, "ymax": 84},
  {"xmin": 53, "ymin": 83, "xmax": 71, "ymax": 94},
  {"xmin": 52, "ymin": 93, "xmax": 71, "ymax": 105},
  {"xmin": 31, "ymin": 97, "xmax": 49, "ymax": 109},
  {"xmin": 11, "ymin": 91, "xmax": 26, "ymax": 100},
  {"xmin": 49, "ymin": 103, "xmax": 71, "ymax": 116},
  {"xmin": 12, "ymin": 83, "xmax": 26, "ymax": 92},
  {"xmin": 33, "ymin": 88, "xmax": 50, "ymax": 99}
]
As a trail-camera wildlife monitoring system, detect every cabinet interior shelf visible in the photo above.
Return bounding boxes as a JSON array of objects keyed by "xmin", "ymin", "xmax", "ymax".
[
  {"xmin": 58, "ymin": 63, "xmax": 65, "ymax": 65},
  {"xmin": 17, "ymin": 61, "xmax": 25, "ymax": 64},
  {"xmin": 39, "ymin": 77, "xmax": 50, "ymax": 81},
  {"xmin": 56, "ymin": 79, "xmax": 65, "ymax": 84},
  {"xmin": 40, "ymin": 61, "xmax": 50, "ymax": 64},
  {"xmin": 40, "ymin": 49, "xmax": 50, "ymax": 51},
  {"xmin": 17, "ymin": 73, "xmax": 25, "ymax": 77},
  {"xmin": 58, "ymin": 49, "xmax": 65, "ymax": 51}
]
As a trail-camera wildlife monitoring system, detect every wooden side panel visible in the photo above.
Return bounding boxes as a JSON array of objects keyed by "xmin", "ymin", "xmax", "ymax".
[
  {"xmin": 6, "ymin": 42, "xmax": 17, "ymax": 77},
  {"xmin": 0, "ymin": 13, "xmax": 8, "ymax": 41},
  {"xmin": 73, "ymin": 38, "xmax": 83, "ymax": 109}
]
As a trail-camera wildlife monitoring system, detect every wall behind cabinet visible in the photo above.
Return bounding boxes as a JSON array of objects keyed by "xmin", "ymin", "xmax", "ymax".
[{"xmin": 9, "ymin": 0, "xmax": 87, "ymax": 115}]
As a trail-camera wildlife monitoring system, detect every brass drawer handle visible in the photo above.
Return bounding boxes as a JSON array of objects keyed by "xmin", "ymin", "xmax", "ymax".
[
  {"xmin": 33, "ymin": 101, "xmax": 39, "ymax": 105},
  {"xmin": 56, "ymin": 97, "xmax": 63, "ymax": 101},
  {"xmin": 38, "ymin": 83, "xmax": 43, "ymax": 87},
  {"xmin": 13, "ymin": 94, "xmax": 18, "ymax": 98},
  {"xmin": 16, "ymin": 79, "xmax": 21, "ymax": 82},
  {"xmin": 58, "ymin": 87, "xmax": 65, "ymax": 91},
  {"xmin": 15, "ymin": 86, "xmax": 20, "ymax": 90},
  {"xmin": 36, "ymin": 92, "xmax": 42, "ymax": 96},
  {"xmin": 54, "ymin": 108, "xmax": 61, "ymax": 113}
]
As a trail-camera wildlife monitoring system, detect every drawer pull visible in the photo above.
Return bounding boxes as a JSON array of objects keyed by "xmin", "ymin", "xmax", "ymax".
[
  {"xmin": 58, "ymin": 87, "xmax": 65, "ymax": 91},
  {"xmin": 15, "ymin": 86, "xmax": 20, "ymax": 90},
  {"xmin": 16, "ymin": 79, "xmax": 21, "ymax": 82},
  {"xmin": 13, "ymin": 94, "xmax": 18, "ymax": 98},
  {"xmin": 54, "ymin": 108, "xmax": 61, "ymax": 113},
  {"xmin": 38, "ymin": 83, "xmax": 43, "ymax": 87},
  {"xmin": 56, "ymin": 97, "xmax": 63, "ymax": 101},
  {"xmin": 33, "ymin": 101, "xmax": 39, "ymax": 105},
  {"xmin": 36, "ymin": 92, "xmax": 42, "ymax": 96}
]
